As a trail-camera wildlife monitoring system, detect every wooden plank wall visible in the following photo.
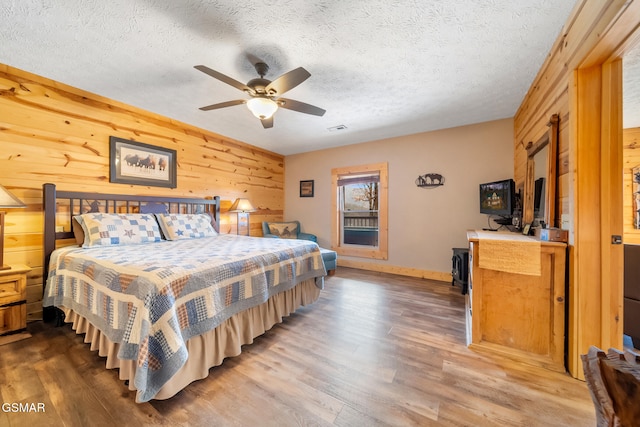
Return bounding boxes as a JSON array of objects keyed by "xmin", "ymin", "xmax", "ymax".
[
  {"xmin": 623, "ymin": 127, "xmax": 640, "ymax": 244},
  {"xmin": 515, "ymin": 1, "xmax": 627, "ymax": 225},
  {"xmin": 514, "ymin": 0, "xmax": 633, "ymax": 377},
  {"xmin": 0, "ymin": 64, "xmax": 285, "ymax": 320}
]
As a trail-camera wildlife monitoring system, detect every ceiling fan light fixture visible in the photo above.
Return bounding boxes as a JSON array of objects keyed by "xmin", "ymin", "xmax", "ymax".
[
  {"xmin": 195, "ymin": 63, "xmax": 324, "ymax": 126},
  {"xmin": 247, "ymin": 97, "xmax": 278, "ymax": 120}
]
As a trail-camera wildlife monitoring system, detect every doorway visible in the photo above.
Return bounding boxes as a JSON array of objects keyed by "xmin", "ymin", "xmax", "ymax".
[
  {"xmin": 569, "ymin": 2, "xmax": 640, "ymax": 376},
  {"xmin": 622, "ymin": 40, "xmax": 640, "ymax": 351}
]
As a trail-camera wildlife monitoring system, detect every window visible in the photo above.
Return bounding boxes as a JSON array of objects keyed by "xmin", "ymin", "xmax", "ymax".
[{"xmin": 331, "ymin": 162, "xmax": 388, "ymax": 259}]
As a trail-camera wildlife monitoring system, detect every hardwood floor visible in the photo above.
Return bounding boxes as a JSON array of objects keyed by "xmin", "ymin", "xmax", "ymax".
[{"xmin": 0, "ymin": 268, "xmax": 595, "ymax": 426}]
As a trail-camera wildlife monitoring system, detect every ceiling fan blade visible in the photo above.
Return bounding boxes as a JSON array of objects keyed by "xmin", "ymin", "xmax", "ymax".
[
  {"xmin": 261, "ymin": 116, "xmax": 274, "ymax": 129},
  {"xmin": 265, "ymin": 67, "xmax": 311, "ymax": 95},
  {"xmin": 277, "ymin": 98, "xmax": 326, "ymax": 116},
  {"xmin": 194, "ymin": 65, "xmax": 253, "ymax": 94},
  {"xmin": 199, "ymin": 99, "xmax": 245, "ymax": 111}
]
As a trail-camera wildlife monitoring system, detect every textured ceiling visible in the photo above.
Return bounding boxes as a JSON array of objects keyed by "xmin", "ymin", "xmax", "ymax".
[{"xmin": 1, "ymin": 0, "xmax": 579, "ymax": 155}]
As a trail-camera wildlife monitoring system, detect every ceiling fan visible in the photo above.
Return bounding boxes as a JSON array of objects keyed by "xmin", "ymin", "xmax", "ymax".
[{"xmin": 194, "ymin": 62, "xmax": 326, "ymax": 128}]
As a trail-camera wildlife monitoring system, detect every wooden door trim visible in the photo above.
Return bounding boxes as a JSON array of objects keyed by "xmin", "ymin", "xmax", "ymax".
[
  {"xmin": 568, "ymin": 1, "xmax": 638, "ymax": 377},
  {"xmin": 599, "ymin": 58, "xmax": 624, "ymax": 350}
]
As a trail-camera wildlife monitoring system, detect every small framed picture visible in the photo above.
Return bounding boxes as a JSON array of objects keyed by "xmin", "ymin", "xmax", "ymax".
[
  {"xmin": 300, "ymin": 180, "xmax": 314, "ymax": 197},
  {"xmin": 522, "ymin": 223, "xmax": 532, "ymax": 235}
]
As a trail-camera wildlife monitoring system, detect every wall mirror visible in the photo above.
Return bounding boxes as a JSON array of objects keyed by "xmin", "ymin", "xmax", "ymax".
[{"xmin": 523, "ymin": 114, "xmax": 559, "ymax": 227}]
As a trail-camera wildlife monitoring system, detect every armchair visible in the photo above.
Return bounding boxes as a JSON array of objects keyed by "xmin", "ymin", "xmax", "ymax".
[{"xmin": 262, "ymin": 221, "xmax": 317, "ymax": 242}]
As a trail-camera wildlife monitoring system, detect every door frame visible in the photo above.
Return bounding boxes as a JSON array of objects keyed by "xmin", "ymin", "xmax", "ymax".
[{"xmin": 568, "ymin": 2, "xmax": 640, "ymax": 377}]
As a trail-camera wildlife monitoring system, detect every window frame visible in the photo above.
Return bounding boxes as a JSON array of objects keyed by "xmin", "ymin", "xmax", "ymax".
[{"xmin": 331, "ymin": 162, "xmax": 388, "ymax": 260}]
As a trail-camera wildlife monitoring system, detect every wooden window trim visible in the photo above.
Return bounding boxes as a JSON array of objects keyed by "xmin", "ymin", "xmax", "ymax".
[{"xmin": 331, "ymin": 162, "xmax": 388, "ymax": 260}]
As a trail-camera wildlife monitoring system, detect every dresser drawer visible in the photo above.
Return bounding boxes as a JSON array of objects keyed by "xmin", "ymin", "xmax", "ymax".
[
  {"xmin": 0, "ymin": 266, "xmax": 30, "ymax": 337},
  {"xmin": 0, "ymin": 273, "xmax": 26, "ymax": 306},
  {"xmin": 0, "ymin": 303, "xmax": 26, "ymax": 335}
]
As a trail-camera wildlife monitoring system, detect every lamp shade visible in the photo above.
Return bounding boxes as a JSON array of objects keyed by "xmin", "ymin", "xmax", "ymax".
[
  {"xmin": 0, "ymin": 185, "xmax": 26, "ymax": 208},
  {"xmin": 246, "ymin": 97, "xmax": 278, "ymax": 120},
  {"xmin": 229, "ymin": 198, "xmax": 255, "ymax": 213}
]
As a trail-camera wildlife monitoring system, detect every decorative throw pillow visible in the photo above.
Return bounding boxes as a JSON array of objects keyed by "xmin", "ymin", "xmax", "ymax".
[
  {"xmin": 155, "ymin": 213, "xmax": 217, "ymax": 240},
  {"xmin": 71, "ymin": 216, "xmax": 85, "ymax": 246},
  {"xmin": 267, "ymin": 222, "xmax": 299, "ymax": 239},
  {"xmin": 74, "ymin": 213, "xmax": 163, "ymax": 247}
]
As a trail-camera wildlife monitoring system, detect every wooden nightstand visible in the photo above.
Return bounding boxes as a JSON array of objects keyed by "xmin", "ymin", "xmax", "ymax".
[{"xmin": 0, "ymin": 264, "xmax": 31, "ymax": 343}]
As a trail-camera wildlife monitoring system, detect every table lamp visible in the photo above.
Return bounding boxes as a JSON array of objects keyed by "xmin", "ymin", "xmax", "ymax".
[{"xmin": 0, "ymin": 184, "xmax": 26, "ymax": 270}]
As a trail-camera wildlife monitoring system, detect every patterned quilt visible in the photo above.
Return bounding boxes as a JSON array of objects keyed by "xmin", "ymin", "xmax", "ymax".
[{"xmin": 43, "ymin": 235, "xmax": 326, "ymax": 402}]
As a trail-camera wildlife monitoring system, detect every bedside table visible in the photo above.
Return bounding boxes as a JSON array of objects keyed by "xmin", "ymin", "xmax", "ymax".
[{"xmin": 0, "ymin": 264, "xmax": 31, "ymax": 340}]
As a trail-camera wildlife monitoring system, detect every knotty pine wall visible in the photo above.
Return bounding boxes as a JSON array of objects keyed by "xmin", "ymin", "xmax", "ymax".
[
  {"xmin": 0, "ymin": 64, "xmax": 284, "ymax": 320},
  {"xmin": 513, "ymin": 0, "xmax": 636, "ymax": 377},
  {"xmin": 514, "ymin": 0, "xmax": 633, "ymax": 229},
  {"xmin": 624, "ymin": 127, "xmax": 640, "ymax": 244}
]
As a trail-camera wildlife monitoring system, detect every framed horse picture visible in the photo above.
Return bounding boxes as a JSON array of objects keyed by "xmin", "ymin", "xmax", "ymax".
[{"xmin": 109, "ymin": 137, "xmax": 177, "ymax": 188}]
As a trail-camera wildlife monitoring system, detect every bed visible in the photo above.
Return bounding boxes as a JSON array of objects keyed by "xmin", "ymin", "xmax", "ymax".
[{"xmin": 41, "ymin": 183, "xmax": 326, "ymax": 403}]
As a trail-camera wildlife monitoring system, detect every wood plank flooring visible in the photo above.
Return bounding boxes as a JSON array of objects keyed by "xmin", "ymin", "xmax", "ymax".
[{"xmin": 0, "ymin": 268, "xmax": 596, "ymax": 426}]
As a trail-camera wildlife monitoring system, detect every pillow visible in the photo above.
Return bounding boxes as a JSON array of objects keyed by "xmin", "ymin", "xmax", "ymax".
[
  {"xmin": 74, "ymin": 213, "xmax": 163, "ymax": 247},
  {"xmin": 155, "ymin": 213, "xmax": 217, "ymax": 240},
  {"xmin": 140, "ymin": 202, "xmax": 168, "ymax": 214},
  {"xmin": 71, "ymin": 216, "xmax": 85, "ymax": 246},
  {"xmin": 267, "ymin": 222, "xmax": 299, "ymax": 239}
]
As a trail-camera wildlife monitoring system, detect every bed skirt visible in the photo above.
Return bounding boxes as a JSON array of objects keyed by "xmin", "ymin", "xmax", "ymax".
[{"xmin": 60, "ymin": 278, "xmax": 321, "ymax": 402}]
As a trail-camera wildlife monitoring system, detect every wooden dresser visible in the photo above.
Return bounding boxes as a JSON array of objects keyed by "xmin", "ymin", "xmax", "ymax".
[
  {"xmin": 0, "ymin": 264, "xmax": 31, "ymax": 338},
  {"xmin": 466, "ymin": 231, "xmax": 567, "ymax": 372}
]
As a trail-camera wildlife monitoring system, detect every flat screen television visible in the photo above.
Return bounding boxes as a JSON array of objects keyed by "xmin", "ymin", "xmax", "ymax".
[{"xmin": 479, "ymin": 178, "xmax": 515, "ymax": 216}]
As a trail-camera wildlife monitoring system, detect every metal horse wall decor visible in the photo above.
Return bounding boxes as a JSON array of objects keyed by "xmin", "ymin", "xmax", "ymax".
[{"xmin": 416, "ymin": 173, "xmax": 445, "ymax": 188}]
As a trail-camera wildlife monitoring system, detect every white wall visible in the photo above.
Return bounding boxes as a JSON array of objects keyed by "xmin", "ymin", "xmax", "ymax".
[{"xmin": 284, "ymin": 118, "xmax": 514, "ymax": 276}]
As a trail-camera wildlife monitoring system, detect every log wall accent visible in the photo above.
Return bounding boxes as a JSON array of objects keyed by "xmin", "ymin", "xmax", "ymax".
[
  {"xmin": 514, "ymin": 0, "xmax": 638, "ymax": 378},
  {"xmin": 0, "ymin": 64, "xmax": 284, "ymax": 320},
  {"xmin": 514, "ymin": 1, "xmax": 631, "ymax": 224},
  {"xmin": 624, "ymin": 127, "xmax": 640, "ymax": 244}
]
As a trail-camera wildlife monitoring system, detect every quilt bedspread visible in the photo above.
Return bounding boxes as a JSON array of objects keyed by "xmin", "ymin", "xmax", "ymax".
[{"xmin": 43, "ymin": 235, "xmax": 326, "ymax": 402}]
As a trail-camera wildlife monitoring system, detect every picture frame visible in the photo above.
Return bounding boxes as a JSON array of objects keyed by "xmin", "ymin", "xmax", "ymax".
[
  {"xmin": 109, "ymin": 136, "xmax": 177, "ymax": 188},
  {"xmin": 300, "ymin": 180, "xmax": 314, "ymax": 197},
  {"xmin": 522, "ymin": 223, "xmax": 532, "ymax": 236}
]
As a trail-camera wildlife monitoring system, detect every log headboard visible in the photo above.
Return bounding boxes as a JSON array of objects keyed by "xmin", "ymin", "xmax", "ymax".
[{"xmin": 42, "ymin": 183, "xmax": 221, "ymax": 289}]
